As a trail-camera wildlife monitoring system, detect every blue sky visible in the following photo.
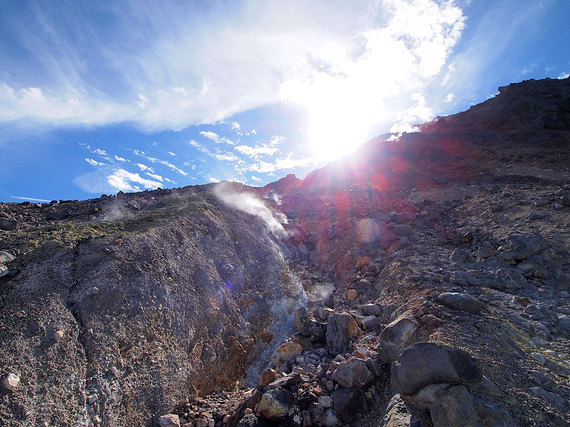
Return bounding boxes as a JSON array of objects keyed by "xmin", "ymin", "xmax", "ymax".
[{"xmin": 0, "ymin": 0, "xmax": 568, "ymax": 202}]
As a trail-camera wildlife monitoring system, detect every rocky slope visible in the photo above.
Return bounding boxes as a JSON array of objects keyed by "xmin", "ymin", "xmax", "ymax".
[{"xmin": 1, "ymin": 77, "xmax": 569, "ymax": 426}]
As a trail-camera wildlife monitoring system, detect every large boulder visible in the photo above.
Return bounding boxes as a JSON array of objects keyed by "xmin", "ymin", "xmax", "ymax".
[
  {"xmin": 258, "ymin": 388, "xmax": 294, "ymax": 420},
  {"xmin": 391, "ymin": 342, "xmax": 482, "ymax": 396},
  {"xmin": 326, "ymin": 312, "xmax": 360, "ymax": 354},
  {"xmin": 331, "ymin": 358, "xmax": 375, "ymax": 388},
  {"xmin": 435, "ymin": 292, "xmax": 484, "ymax": 314},
  {"xmin": 431, "ymin": 385, "xmax": 515, "ymax": 427},
  {"xmin": 379, "ymin": 314, "xmax": 418, "ymax": 363}
]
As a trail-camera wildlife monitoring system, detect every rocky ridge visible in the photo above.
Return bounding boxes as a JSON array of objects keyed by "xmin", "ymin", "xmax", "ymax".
[{"xmin": 1, "ymin": 77, "xmax": 569, "ymax": 426}]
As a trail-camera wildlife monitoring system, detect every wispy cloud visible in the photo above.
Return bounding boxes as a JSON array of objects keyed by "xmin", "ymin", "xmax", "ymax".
[
  {"xmin": 199, "ymin": 131, "xmax": 235, "ymax": 145},
  {"xmin": 132, "ymin": 149, "xmax": 187, "ymax": 176},
  {"xmin": 85, "ymin": 158, "xmax": 105, "ymax": 166}
]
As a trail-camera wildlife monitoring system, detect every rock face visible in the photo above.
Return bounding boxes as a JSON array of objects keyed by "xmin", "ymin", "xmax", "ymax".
[
  {"xmin": 0, "ymin": 187, "xmax": 304, "ymax": 425},
  {"xmin": 391, "ymin": 342, "xmax": 482, "ymax": 396}
]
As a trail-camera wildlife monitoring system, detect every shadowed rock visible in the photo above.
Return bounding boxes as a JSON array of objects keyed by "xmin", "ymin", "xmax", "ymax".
[{"xmin": 391, "ymin": 342, "xmax": 482, "ymax": 396}]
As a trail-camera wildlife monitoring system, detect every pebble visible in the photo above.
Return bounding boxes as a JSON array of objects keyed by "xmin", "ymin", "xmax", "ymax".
[
  {"xmin": 530, "ymin": 352, "xmax": 546, "ymax": 366},
  {"xmin": 2, "ymin": 373, "xmax": 20, "ymax": 392}
]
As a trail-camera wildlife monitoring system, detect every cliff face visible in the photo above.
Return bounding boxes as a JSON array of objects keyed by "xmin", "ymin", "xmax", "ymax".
[
  {"xmin": 0, "ymin": 187, "xmax": 304, "ymax": 425},
  {"xmin": 1, "ymin": 78, "xmax": 569, "ymax": 426}
]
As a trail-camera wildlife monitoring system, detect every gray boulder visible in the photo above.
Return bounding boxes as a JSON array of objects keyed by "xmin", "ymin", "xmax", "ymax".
[
  {"xmin": 331, "ymin": 358, "xmax": 375, "ymax": 388},
  {"xmin": 379, "ymin": 314, "xmax": 418, "ymax": 363},
  {"xmin": 391, "ymin": 342, "xmax": 482, "ymax": 396},
  {"xmin": 326, "ymin": 312, "xmax": 360, "ymax": 354},
  {"xmin": 431, "ymin": 385, "xmax": 514, "ymax": 427},
  {"xmin": 436, "ymin": 292, "xmax": 484, "ymax": 314}
]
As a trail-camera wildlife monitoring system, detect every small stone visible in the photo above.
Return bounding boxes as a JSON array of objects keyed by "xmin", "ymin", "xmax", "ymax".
[
  {"xmin": 530, "ymin": 352, "xmax": 546, "ymax": 366},
  {"xmin": 318, "ymin": 396, "xmax": 333, "ymax": 408},
  {"xmin": 2, "ymin": 373, "xmax": 20, "ymax": 392},
  {"xmin": 54, "ymin": 330, "xmax": 64, "ymax": 342},
  {"xmin": 346, "ymin": 289, "xmax": 357, "ymax": 302},
  {"xmin": 158, "ymin": 413, "xmax": 181, "ymax": 427},
  {"xmin": 258, "ymin": 368, "xmax": 277, "ymax": 387},
  {"xmin": 436, "ymin": 292, "xmax": 484, "ymax": 314},
  {"xmin": 244, "ymin": 408, "xmax": 253, "ymax": 415},
  {"xmin": 361, "ymin": 304, "xmax": 382, "ymax": 316},
  {"xmin": 362, "ymin": 315, "xmax": 381, "ymax": 330},
  {"xmin": 324, "ymin": 409, "xmax": 341, "ymax": 426}
]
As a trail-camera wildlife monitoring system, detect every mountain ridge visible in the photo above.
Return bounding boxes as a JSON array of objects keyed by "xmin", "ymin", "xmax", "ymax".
[{"xmin": 1, "ymin": 77, "xmax": 569, "ymax": 426}]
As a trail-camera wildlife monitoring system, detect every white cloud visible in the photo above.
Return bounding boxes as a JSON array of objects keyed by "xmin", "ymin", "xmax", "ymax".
[
  {"xmin": 189, "ymin": 139, "xmax": 210, "ymax": 154},
  {"xmin": 146, "ymin": 172, "xmax": 164, "ymax": 181},
  {"xmin": 557, "ymin": 72, "xmax": 569, "ymax": 79},
  {"xmin": 444, "ymin": 93, "xmax": 455, "ymax": 103},
  {"xmin": 0, "ymin": 0, "xmax": 465, "ymax": 137},
  {"xmin": 231, "ymin": 121, "xmax": 241, "ymax": 131},
  {"xmin": 251, "ymin": 175, "xmax": 262, "ymax": 182},
  {"xmin": 213, "ymin": 153, "xmax": 241, "ymax": 162},
  {"xmin": 244, "ymin": 153, "xmax": 315, "ymax": 173},
  {"xmin": 166, "ymin": 151, "xmax": 176, "ymax": 156},
  {"xmin": 235, "ymin": 144, "xmax": 278, "ymax": 158},
  {"xmin": 85, "ymin": 158, "xmax": 105, "ymax": 166},
  {"xmin": 107, "ymin": 169, "xmax": 162, "ymax": 192},
  {"xmin": 114, "ymin": 155, "xmax": 127, "ymax": 162},
  {"xmin": 207, "ymin": 176, "xmax": 221, "ymax": 183},
  {"xmin": 234, "ymin": 134, "xmax": 284, "ymax": 158},
  {"xmin": 200, "ymin": 131, "xmax": 234, "ymax": 145},
  {"xmin": 136, "ymin": 163, "xmax": 154, "ymax": 172}
]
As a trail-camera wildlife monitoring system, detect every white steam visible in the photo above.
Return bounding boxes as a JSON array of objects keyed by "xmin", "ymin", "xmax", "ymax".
[{"xmin": 213, "ymin": 183, "xmax": 287, "ymax": 234}]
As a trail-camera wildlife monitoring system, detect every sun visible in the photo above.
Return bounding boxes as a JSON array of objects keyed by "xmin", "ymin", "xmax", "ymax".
[
  {"xmin": 279, "ymin": 68, "xmax": 385, "ymax": 163},
  {"xmin": 307, "ymin": 106, "xmax": 371, "ymax": 162}
]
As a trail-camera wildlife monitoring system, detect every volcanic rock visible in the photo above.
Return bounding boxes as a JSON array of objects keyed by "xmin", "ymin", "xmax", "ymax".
[
  {"xmin": 258, "ymin": 388, "xmax": 293, "ymax": 420},
  {"xmin": 326, "ymin": 312, "xmax": 360, "ymax": 355},
  {"xmin": 379, "ymin": 314, "xmax": 419, "ymax": 363},
  {"xmin": 331, "ymin": 388, "xmax": 367, "ymax": 423},
  {"xmin": 331, "ymin": 358, "xmax": 375, "ymax": 388},
  {"xmin": 435, "ymin": 292, "xmax": 484, "ymax": 314},
  {"xmin": 391, "ymin": 342, "xmax": 482, "ymax": 396}
]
